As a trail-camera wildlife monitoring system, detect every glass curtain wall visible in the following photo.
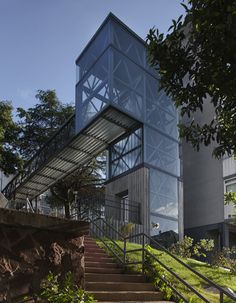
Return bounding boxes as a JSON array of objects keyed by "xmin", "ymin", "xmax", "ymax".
[
  {"xmin": 108, "ymin": 128, "xmax": 143, "ymax": 178},
  {"xmin": 75, "ymin": 14, "xmax": 180, "ymax": 235}
]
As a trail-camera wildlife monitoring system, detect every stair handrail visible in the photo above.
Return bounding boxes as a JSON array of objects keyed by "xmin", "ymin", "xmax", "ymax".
[
  {"xmin": 90, "ymin": 218, "xmax": 191, "ymax": 302},
  {"xmin": 90, "ymin": 217, "xmax": 236, "ymax": 303},
  {"xmin": 144, "ymin": 261, "xmax": 188, "ymax": 303},
  {"xmin": 123, "ymin": 234, "xmax": 211, "ymax": 303},
  {"xmin": 92, "ymin": 216, "xmax": 125, "ymax": 239},
  {"xmin": 90, "ymin": 218, "xmax": 124, "ymax": 265},
  {"xmin": 126, "ymin": 232, "xmax": 236, "ymax": 302}
]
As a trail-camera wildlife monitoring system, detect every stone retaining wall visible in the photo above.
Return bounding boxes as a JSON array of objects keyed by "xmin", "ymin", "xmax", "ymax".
[{"xmin": 0, "ymin": 208, "xmax": 89, "ymax": 302}]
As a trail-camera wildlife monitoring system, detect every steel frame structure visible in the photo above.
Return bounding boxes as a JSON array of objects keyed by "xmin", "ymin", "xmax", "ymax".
[{"xmin": 2, "ymin": 106, "xmax": 141, "ymax": 202}]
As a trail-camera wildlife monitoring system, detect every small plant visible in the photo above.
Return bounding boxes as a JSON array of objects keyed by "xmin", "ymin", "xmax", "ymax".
[
  {"xmin": 211, "ymin": 246, "xmax": 236, "ymax": 274},
  {"xmin": 192, "ymin": 238, "xmax": 215, "ymax": 258},
  {"xmin": 144, "ymin": 245, "xmax": 182, "ymax": 302},
  {"xmin": 224, "ymin": 191, "xmax": 236, "ymax": 206},
  {"xmin": 38, "ymin": 272, "xmax": 96, "ymax": 303},
  {"xmin": 120, "ymin": 223, "xmax": 134, "ymax": 238},
  {"xmin": 170, "ymin": 236, "xmax": 214, "ymax": 259}
]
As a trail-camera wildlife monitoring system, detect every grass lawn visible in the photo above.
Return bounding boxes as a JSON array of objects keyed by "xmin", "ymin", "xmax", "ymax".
[{"xmin": 97, "ymin": 240, "xmax": 236, "ymax": 303}]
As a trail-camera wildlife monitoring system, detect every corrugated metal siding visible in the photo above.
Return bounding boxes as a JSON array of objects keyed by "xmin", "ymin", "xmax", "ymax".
[
  {"xmin": 3, "ymin": 106, "xmax": 141, "ymax": 202},
  {"xmin": 105, "ymin": 166, "xmax": 150, "ymax": 235}
]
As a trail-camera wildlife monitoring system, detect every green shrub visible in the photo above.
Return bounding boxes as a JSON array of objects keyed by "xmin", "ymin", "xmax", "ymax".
[
  {"xmin": 38, "ymin": 272, "xmax": 95, "ymax": 303},
  {"xmin": 212, "ymin": 246, "xmax": 236, "ymax": 274},
  {"xmin": 120, "ymin": 223, "xmax": 134, "ymax": 238},
  {"xmin": 170, "ymin": 236, "xmax": 214, "ymax": 259}
]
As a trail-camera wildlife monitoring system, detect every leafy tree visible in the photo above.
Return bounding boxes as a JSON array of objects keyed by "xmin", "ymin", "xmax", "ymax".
[
  {"xmin": 17, "ymin": 89, "xmax": 74, "ymax": 160},
  {"xmin": 1, "ymin": 90, "xmax": 105, "ymax": 214},
  {"xmin": 47, "ymin": 159, "xmax": 105, "ymax": 219},
  {"xmin": 0, "ymin": 101, "xmax": 22, "ymax": 175},
  {"xmin": 147, "ymin": 0, "xmax": 236, "ymax": 158},
  {"xmin": 17, "ymin": 90, "xmax": 105, "ymax": 216}
]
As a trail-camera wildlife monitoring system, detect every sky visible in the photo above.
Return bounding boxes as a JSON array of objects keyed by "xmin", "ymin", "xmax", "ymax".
[{"xmin": 0, "ymin": 0, "xmax": 185, "ymax": 113}]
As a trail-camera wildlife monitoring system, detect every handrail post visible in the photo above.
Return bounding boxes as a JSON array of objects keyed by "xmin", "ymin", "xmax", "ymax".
[
  {"xmin": 220, "ymin": 291, "xmax": 223, "ymax": 303},
  {"xmin": 142, "ymin": 233, "xmax": 145, "ymax": 274},
  {"xmin": 124, "ymin": 237, "xmax": 127, "ymax": 264}
]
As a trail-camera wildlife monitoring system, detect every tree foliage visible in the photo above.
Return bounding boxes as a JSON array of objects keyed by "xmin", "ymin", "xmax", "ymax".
[
  {"xmin": 1, "ymin": 89, "xmax": 104, "ymax": 216},
  {"xmin": 16, "ymin": 90, "xmax": 105, "ymax": 215},
  {"xmin": 0, "ymin": 101, "xmax": 22, "ymax": 175},
  {"xmin": 47, "ymin": 159, "xmax": 105, "ymax": 218},
  {"xmin": 17, "ymin": 90, "xmax": 74, "ymax": 160},
  {"xmin": 147, "ymin": 0, "xmax": 236, "ymax": 158},
  {"xmin": 0, "ymin": 90, "xmax": 73, "ymax": 175}
]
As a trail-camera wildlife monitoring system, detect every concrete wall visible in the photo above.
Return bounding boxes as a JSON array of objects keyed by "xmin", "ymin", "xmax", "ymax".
[
  {"xmin": 105, "ymin": 166, "xmax": 150, "ymax": 234},
  {"xmin": 183, "ymin": 143, "xmax": 224, "ymax": 228},
  {"xmin": 183, "ymin": 99, "xmax": 224, "ymax": 229},
  {"xmin": 0, "ymin": 209, "xmax": 89, "ymax": 302}
]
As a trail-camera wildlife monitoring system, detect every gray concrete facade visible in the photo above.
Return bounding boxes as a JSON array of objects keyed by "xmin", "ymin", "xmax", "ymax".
[{"xmin": 183, "ymin": 98, "xmax": 236, "ymax": 247}]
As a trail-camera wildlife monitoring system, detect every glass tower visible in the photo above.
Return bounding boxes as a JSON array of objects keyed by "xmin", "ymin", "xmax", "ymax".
[{"xmin": 75, "ymin": 13, "xmax": 182, "ymax": 237}]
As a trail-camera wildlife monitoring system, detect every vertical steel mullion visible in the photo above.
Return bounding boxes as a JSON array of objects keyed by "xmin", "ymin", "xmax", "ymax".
[{"xmin": 141, "ymin": 126, "xmax": 144, "ymax": 164}]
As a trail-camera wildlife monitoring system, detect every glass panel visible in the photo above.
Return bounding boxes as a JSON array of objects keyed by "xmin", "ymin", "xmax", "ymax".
[
  {"xmin": 150, "ymin": 215, "xmax": 178, "ymax": 236},
  {"xmin": 76, "ymin": 51, "xmax": 109, "ymax": 130},
  {"xmin": 145, "ymin": 126, "xmax": 179, "ymax": 176},
  {"xmin": 112, "ymin": 20, "xmax": 145, "ymax": 67},
  {"xmin": 121, "ymin": 194, "xmax": 129, "ymax": 222},
  {"xmin": 113, "ymin": 49, "xmax": 145, "ymax": 95},
  {"xmin": 81, "ymin": 97, "xmax": 107, "ymax": 123},
  {"xmin": 146, "ymin": 98, "xmax": 178, "ymax": 139},
  {"xmin": 226, "ymin": 181, "xmax": 236, "ymax": 192},
  {"xmin": 145, "ymin": 74, "xmax": 177, "ymax": 120},
  {"xmin": 224, "ymin": 179, "xmax": 236, "ymax": 219},
  {"xmin": 110, "ymin": 128, "xmax": 142, "ymax": 178},
  {"xmin": 111, "ymin": 49, "xmax": 145, "ymax": 119},
  {"xmin": 150, "ymin": 168, "xmax": 178, "ymax": 219},
  {"xmin": 76, "ymin": 21, "xmax": 110, "ymax": 82},
  {"xmin": 145, "ymin": 58, "xmax": 159, "ymax": 78}
]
